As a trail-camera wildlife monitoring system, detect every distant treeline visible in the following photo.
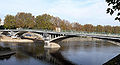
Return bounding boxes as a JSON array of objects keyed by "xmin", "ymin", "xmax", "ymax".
[{"xmin": 0, "ymin": 12, "xmax": 120, "ymax": 34}]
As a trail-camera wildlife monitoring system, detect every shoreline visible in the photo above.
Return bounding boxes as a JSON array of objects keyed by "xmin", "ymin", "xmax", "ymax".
[
  {"xmin": 0, "ymin": 35, "xmax": 34, "ymax": 43},
  {"xmin": 62, "ymin": 37, "xmax": 103, "ymax": 42},
  {"xmin": 0, "ymin": 39, "xmax": 34, "ymax": 42}
]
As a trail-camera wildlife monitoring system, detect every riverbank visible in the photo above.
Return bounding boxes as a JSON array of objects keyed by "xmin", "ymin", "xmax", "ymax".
[
  {"xmin": 62, "ymin": 37, "xmax": 120, "ymax": 46},
  {"xmin": 108, "ymin": 41, "xmax": 120, "ymax": 46},
  {"xmin": 62, "ymin": 37, "xmax": 103, "ymax": 42},
  {"xmin": 0, "ymin": 35, "xmax": 34, "ymax": 42}
]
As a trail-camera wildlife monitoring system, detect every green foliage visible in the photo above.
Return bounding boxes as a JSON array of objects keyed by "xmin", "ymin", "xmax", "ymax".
[
  {"xmin": 104, "ymin": 25, "xmax": 112, "ymax": 33},
  {"xmin": 35, "ymin": 14, "xmax": 53, "ymax": 30},
  {"xmin": 4, "ymin": 15, "xmax": 16, "ymax": 29},
  {"xmin": 4, "ymin": 12, "xmax": 35, "ymax": 29},
  {"xmin": 15, "ymin": 12, "xmax": 35, "ymax": 28},
  {"xmin": 3, "ymin": 12, "xmax": 120, "ymax": 34},
  {"xmin": 96, "ymin": 25, "xmax": 104, "ymax": 33}
]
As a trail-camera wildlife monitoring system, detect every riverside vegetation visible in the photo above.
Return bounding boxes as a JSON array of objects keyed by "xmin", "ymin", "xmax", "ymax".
[{"xmin": 0, "ymin": 12, "xmax": 120, "ymax": 34}]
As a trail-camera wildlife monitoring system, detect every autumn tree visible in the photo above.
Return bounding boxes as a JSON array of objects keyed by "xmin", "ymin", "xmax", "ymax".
[
  {"xmin": 35, "ymin": 14, "xmax": 53, "ymax": 30},
  {"xmin": 3, "ymin": 12, "xmax": 120, "ymax": 34},
  {"xmin": 59, "ymin": 20, "xmax": 67, "ymax": 31},
  {"xmin": 0, "ymin": 18, "xmax": 1, "ymax": 26},
  {"xmin": 72, "ymin": 22, "xmax": 83, "ymax": 32},
  {"xmin": 15, "ymin": 12, "xmax": 35, "ymax": 28},
  {"xmin": 106, "ymin": 0, "xmax": 120, "ymax": 21},
  {"xmin": 50, "ymin": 17, "xmax": 62, "ymax": 27},
  {"xmin": 103, "ymin": 25, "xmax": 112, "ymax": 33},
  {"xmin": 4, "ymin": 15, "xmax": 16, "ymax": 29},
  {"xmin": 112, "ymin": 26, "xmax": 120, "ymax": 34},
  {"xmin": 65, "ymin": 21, "xmax": 72, "ymax": 31},
  {"xmin": 83, "ymin": 24, "xmax": 94, "ymax": 32},
  {"xmin": 95, "ymin": 25, "xmax": 104, "ymax": 33},
  {"xmin": 0, "ymin": 18, "xmax": 1, "ymax": 22}
]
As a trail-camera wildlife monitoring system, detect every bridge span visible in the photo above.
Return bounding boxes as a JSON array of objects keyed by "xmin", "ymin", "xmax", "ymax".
[{"xmin": 0, "ymin": 29, "xmax": 120, "ymax": 48}]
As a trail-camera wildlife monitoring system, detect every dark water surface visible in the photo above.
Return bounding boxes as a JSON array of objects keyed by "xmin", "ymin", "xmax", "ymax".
[{"xmin": 0, "ymin": 37, "xmax": 120, "ymax": 65}]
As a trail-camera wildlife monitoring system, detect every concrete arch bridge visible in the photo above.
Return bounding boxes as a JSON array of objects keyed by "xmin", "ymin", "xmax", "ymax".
[{"xmin": 0, "ymin": 29, "xmax": 120, "ymax": 48}]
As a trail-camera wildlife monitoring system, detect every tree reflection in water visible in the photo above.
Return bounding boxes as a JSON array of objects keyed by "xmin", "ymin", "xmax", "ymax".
[
  {"xmin": 0, "ymin": 54, "xmax": 13, "ymax": 60},
  {"xmin": 0, "ymin": 46, "xmax": 15, "ymax": 60},
  {"xmin": 15, "ymin": 43, "xmax": 76, "ymax": 65},
  {"xmin": 0, "ymin": 38, "xmax": 119, "ymax": 65}
]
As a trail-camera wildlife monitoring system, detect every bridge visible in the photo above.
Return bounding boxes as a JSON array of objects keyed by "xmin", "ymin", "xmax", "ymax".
[{"xmin": 0, "ymin": 29, "xmax": 120, "ymax": 48}]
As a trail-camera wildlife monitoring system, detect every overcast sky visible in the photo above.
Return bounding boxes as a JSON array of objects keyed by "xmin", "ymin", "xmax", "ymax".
[{"xmin": 0, "ymin": 0, "xmax": 120, "ymax": 26}]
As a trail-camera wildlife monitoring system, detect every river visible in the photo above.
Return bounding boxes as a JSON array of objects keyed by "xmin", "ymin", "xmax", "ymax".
[{"xmin": 0, "ymin": 37, "xmax": 120, "ymax": 65}]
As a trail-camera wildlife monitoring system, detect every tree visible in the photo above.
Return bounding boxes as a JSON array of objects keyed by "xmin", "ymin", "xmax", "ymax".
[
  {"xmin": 65, "ymin": 20, "xmax": 72, "ymax": 31},
  {"xmin": 112, "ymin": 26, "xmax": 120, "ymax": 34},
  {"xmin": 0, "ymin": 18, "xmax": 1, "ymax": 22},
  {"xmin": 0, "ymin": 18, "xmax": 1, "ymax": 25},
  {"xmin": 95, "ymin": 25, "xmax": 104, "ymax": 33},
  {"xmin": 4, "ymin": 15, "xmax": 16, "ymax": 29},
  {"xmin": 50, "ymin": 17, "xmax": 62, "ymax": 27},
  {"xmin": 49, "ymin": 16, "xmax": 62, "ymax": 30},
  {"xmin": 72, "ymin": 22, "xmax": 83, "ymax": 31},
  {"xmin": 103, "ymin": 25, "xmax": 112, "ymax": 33},
  {"xmin": 83, "ymin": 24, "xmax": 94, "ymax": 32},
  {"xmin": 59, "ymin": 20, "xmax": 66, "ymax": 31},
  {"xmin": 106, "ymin": 0, "xmax": 120, "ymax": 21},
  {"xmin": 35, "ymin": 14, "xmax": 53, "ymax": 30},
  {"xmin": 15, "ymin": 12, "xmax": 35, "ymax": 28}
]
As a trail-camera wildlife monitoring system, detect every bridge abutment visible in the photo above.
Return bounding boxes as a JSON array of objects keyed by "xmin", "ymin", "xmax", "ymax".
[{"xmin": 43, "ymin": 34, "xmax": 61, "ymax": 48}]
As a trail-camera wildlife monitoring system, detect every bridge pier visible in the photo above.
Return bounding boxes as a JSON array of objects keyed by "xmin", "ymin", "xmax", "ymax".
[
  {"xmin": 49, "ymin": 35, "xmax": 51, "ymax": 40},
  {"xmin": 44, "ymin": 34, "xmax": 60, "ymax": 48},
  {"xmin": 44, "ymin": 41, "xmax": 60, "ymax": 48},
  {"xmin": 0, "ymin": 32, "xmax": 2, "ymax": 35},
  {"xmin": 1, "ymin": 29, "xmax": 120, "ymax": 49},
  {"xmin": 54, "ymin": 35, "xmax": 56, "ymax": 38}
]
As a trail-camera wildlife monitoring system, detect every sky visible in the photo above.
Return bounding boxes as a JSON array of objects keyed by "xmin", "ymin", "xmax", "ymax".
[{"xmin": 0, "ymin": 0, "xmax": 120, "ymax": 26}]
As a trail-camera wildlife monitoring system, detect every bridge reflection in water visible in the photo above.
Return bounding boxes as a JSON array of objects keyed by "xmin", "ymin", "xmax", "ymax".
[
  {"xmin": 0, "ymin": 37, "xmax": 120, "ymax": 65},
  {"xmin": 0, "ymin": 54, "xmax": 13, "ymax": 60},
  {"xmin": 10, "ymin": 43, "xmax": 76, "ymax": 65}
]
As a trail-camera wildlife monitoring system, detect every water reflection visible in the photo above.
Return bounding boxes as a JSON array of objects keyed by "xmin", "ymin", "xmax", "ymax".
[
  {"xmin": 0, "ymin": 37, "xmax": 120, "ymax": 65},
  {"xmin": 0, "ymin": 45, "xmax": 15, "ymax": 60},
  {"xmin": 0, "ymin": 42, "xmax": 75, "ymax": 65},
  {"xmin": 59, "ymin": 38, "xmax": 120, "ymax": 65},
  {"xmin": 16, "ymin": 44, "xmax": 75, "ymax": 65},
  {"xmin": 0, "ymin": 54, "xmax": 13, "ymax": 60}
]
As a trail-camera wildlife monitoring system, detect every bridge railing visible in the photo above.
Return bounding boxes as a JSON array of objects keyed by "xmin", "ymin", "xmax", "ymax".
[{"xmin": 0, "ymin": 29, "xmax": 120, "ymax": 37}]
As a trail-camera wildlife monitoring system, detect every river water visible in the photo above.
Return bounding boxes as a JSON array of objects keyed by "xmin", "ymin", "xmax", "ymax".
[{"xmin": 0, "ymin": 37, "xmax": 120, "ymax": 65}]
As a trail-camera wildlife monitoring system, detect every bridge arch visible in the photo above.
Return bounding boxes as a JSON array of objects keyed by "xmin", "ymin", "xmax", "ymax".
[{"xmin": 0, "ymin": 29, "xmax": 120, "ymax": 48}]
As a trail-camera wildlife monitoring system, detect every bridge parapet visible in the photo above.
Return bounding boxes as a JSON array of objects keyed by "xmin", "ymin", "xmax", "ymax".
[
  {"xmin": 1, "ymin": 29, "xmax": 120, "ymax": 47},
  {"xmin": 0, "ymin": 29, "xmax": 120, "ymax": 36}
]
